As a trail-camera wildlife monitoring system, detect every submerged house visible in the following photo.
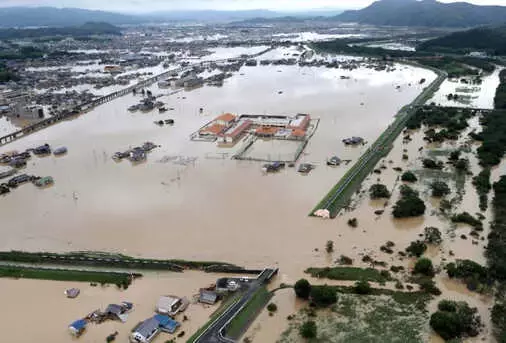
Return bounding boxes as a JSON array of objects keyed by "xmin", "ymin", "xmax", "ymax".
[
  {"xmin": 130, "ymin": 315, "xmax": 180, "ymax": 343},
  {"xmin": 156, "ymin": 296, "xmax": 188, "ymax": 316}
]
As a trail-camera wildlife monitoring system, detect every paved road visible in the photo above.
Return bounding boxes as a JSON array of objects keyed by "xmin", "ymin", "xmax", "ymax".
[{"xmin": 194, "ymin": 268, "xmax": 277, "ymax": 343}]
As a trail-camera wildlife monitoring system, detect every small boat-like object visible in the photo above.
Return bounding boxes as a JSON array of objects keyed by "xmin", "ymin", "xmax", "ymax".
[
  {"xmin": 65, "ymin": 288, "xmax": 80, "ymax": 299},
  {"xmin": 158, "ymin": 107, "xmax": 167, "ymax": 113},
  {"xmin": 112, "ymin": 152, "xmax": 129, "ymax": 161},
  {"xmin": 262, "ymin": 161, "xmax": 285, "ymax": 173},
  {"xmin": 342, "ymin": 136, "xmax": 364, "ymax": 145},
  {"xmin": 128, "ymin": 104, "xmax": 139, "ymax": 112},
  {"xmin": 53, "ymin": 147, "xmax": 68, "ymax": 156}
]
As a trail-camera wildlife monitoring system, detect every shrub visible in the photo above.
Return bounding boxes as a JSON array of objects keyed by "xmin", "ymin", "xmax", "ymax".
[
  {"xmin": 423, "ymin": 158, "xmax": 444, "ymax": 170},
  {"xmin": 424, "ymin": 227, "xmax": 442, "ymax": 245},
  {"xmin": 430, "ymin": 300, "xmax": 481, "ymax": 340},
  {"xmin": 445, "ymin": 259, "xmax": 489, "ymax": 287},
  {"xmin": 414, "ymin": 258, "xmax": 435, "ymax": 277},
  {"xmin": 369, "ymin": 184, "xmax": 391, "ymax": 199},
  {"xmin": 406, "ymin": 240, "xmax": 427, "ymax": 257},
  {"xmin": 347, "ymin": 218, "xmax": 358, "ymax": 227},
  {"xmin": 354, "ymin": 280, "xmax": 372, "ymax": 295},
  {"xmin": 393, "ymin": 196, "xmax": 426, "ymax": 218},
  {"xmin": 401, "ymin": 171, "xmax": 418, "ymax": 182},
  {"xmin": 399, "ymin": 184, "xmax": 419, "ymax": 198},
  {"xmin": 455, "ymin": 158, "xmax": 469, "ymax": 171},
  {"xmin": 267, "ymin": 303, "xmax": 277, "ymax": 312},
  {"xmin": 431, "ymin": 181, "xmax": 451, "ymax": 197},
  {"xmin": 338, "ymin": 255, "xmax": 353, "ymax": 265},
  {"xmin": 451, "ymin": 212, "xmax": 483, "ymax": 230},
  {"xmin": 300, "ymin": 320, "xmax": 317, "ymax": 339},
  {"xmin": 325, "ymin": 240, "xmax": 334, "ymax": 253},
  {"xmin": 294, "ymin": 279, "xmax": 311, "ymax": 299},
  {"xmin": 449, "ymin": 150, "xmax": 461, "ymax": 161},
  {"xmin": 310, "ymin": 285, "xmax": 337, "ymax": 307},
  {"xmin": 419, "ymin": 278, "xmax": 442, "ymax": 295}
]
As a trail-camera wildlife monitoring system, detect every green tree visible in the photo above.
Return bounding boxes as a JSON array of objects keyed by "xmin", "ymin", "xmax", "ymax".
[
  {"xmin": 354, "ymin": 280, "xmax": 372, "ymax": 295},
  {"xmin": 300, "ymin": 320, "xmax": 317, "ymax": 339},
  {"xmin": 393, "ymin": 196, "xmax": 426, "ymax": 218},
  {"xmin": 294, "ymin": 279, "xmax": 311, "ymax": 300},
  {"xmin": 369, "ymin": 184, "xmax": 391, "ymax": 199},
  {"xmin": 424, "ymin": 227, "xmax": 442, "ymax": 245},
  {"xmin": 401, "ymin": 171, "xmax": 418, "ymax": 182},
  {"xmin": 414, "ymin": 258, "xmax": 435, "ymax": 277},
  {"xmin": 310, "ymin": 285, "xmax": 337, "ymax": 307},
  {"xmin": 406, "ymin": 240, "xmax": 427, "ymax": 257},
  {"xmin": 431, "ymin": 181, "xmax": 451, "ymax": 197}
]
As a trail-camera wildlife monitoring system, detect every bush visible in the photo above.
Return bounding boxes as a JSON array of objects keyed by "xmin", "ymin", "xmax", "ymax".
[
  {"xmin": 449, "ymin": 150, "xmax": 461, "ymax": 161},
  {"xmin": 406, "ymin": 240, "xmax": 427, "ymax": 257},
  {"xmin": 393, "ymin": 196, "xmax": 426, "ymax": 218},
  {"xmin": 294, "ymin": 279, "xmax": 311, "ymax": 299},
  {"xmin": 325, "ymin": 240, "xmax": 334, "ymax": 253},
  {"xmin": 455, "ymin": 158, "xmax": 469, "ymax": 171},
  {"xmin": 347, "ymin": 218, "xmax": 358, "ymax": 227},
  {"xmin": 369, "ymin": 184, "xmax": 391, "ymax": 199},
  {"xmin": 338, "ymin": 255, "xmax": 353, "ymax": 265},
  {"xmin": 399, "ymin": 184, "xmax": 419, "ymax": 198},
  {"xmin": 451, "ymin": 212, "xmax": 483, "ymax": 230},
  {"xmin": 300, "ymin": 320, "xmax": 317, "ymax": 339},
  {"xmin": 445, "ymin": 260, "xmax": 489, "ymax": 285},
  {"xmin": 430, "ymin": 301, "xmax": 481, "ymax": 340},
  {"xmin": 354, "ymin": 280, "xmax": 372, "ymax": 295},
  {"xmin": 424, "ymin": 227, "xmax": 442, "ymax": 245},
  {"xmin": 267, "ymin": 303, "xmax": 277, "ymax": 312},
  {"xmin": 414, "ymin": 258, "xmax": 435, "ymax": 277},
  {"xmin": 401, "ymin": 171, "xmax": 418, "ymax": 182},
  {"xmin": 423, "ymin": 158, "xmax": 444, "ymax": 170},
  {"xmin": 310, "ymin": 285, "xmax": 337, "ymax": 307},
  {"xmin": 431, "ymin": 181, "xmax": 451, "ymax": 197},
  {"xmin": 419, "ymin": 278, "xmax": 442, "ymax": 295}
]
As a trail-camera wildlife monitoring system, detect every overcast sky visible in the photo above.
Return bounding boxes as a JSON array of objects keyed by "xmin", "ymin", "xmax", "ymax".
[{"xmin": 0, "ymin": 0, "xmax": 505, "ymax": 12}]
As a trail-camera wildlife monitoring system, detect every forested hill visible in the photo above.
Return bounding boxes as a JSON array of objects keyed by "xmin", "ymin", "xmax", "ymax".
[
  {"xmin": 336, "ymin": 0, "xmax": 506, "ymax": 28},
  {"xmin": 418, "ymin": 26, "xmax": 506, "ymax": 55}
]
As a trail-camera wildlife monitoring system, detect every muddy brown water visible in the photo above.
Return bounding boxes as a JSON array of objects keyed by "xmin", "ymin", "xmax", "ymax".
[{"xmin": 6, "ymin": 63, "xmax": 487, "ymax": 342}]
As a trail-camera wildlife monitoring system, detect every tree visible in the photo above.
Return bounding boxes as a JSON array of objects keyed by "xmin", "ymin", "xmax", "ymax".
[
  {"xmin": 393, "ymin": 196, "xmax": 426, "ymax": 218},
  {"xmin": 414, "ymin": 258, "xmax": 435, "ymax": 277},
  {"xmin": 449, "ymin": 150, "xmax": 461, "ymax": 161},
  {"xmin": 369, "ymin": 184, "xmax": 391, "ymax": 199},
  {"xmin": 300, "ymin": 320, "xmax": 317, "ymax": 339},
  {"xmin": 424, "ymin": 227, "xmax": 442, "ymax": 245},
  {"xmin": 310, "ymin": 285, "xmax": 337, "ymax": 307},
  {"xmin": 354, "ymin": 280, "xmax": 372, "ymax": 295},
  {"xmin": 423, "ymin": 158, "xmax": 444, "ymax": 170},
  {"xmin": 399, "ymin": 184, "xmax": 419, "ymax": 197},
  {"xmin": 325, "ymin": 240, "xmax": 334, "ymax": 253},
  {"xmin": 294, "ymin": 279, "xmax": 311, "ymax": 300},
  {"xmin": 401, "ymin": 171, "xmax": 418, "ymax": 182},
  {"xmin": 431, "ymin": 181, "xmax": 451, "ymax": 197},
  {"xmin": 430, "ymin": 300, "xmax": 481, "ymax": 340},
  {"xmin": 406, "ymin": 240, "xmax": 427, "ymax": 257},
  {"xmin": 267, "ymin": 303, "xmax": 277, "ymax": 312}
]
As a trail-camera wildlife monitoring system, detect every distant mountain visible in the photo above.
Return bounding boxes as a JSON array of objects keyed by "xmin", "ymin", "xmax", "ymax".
[
  {"xmin": 0, "ymin": 7, "xmax": 140, "ymax": 27},
  {"xmin": 335, "ymin": 0, "xmax": 506, "ymax": 28},
  {"xmin": 418, "ymin": 25, "xmax": 506, "ymax": 55},
  {"xmin": 0, "ymin": 22, "xmax": 122, "ymax": 40},
  {"xmin": 148, "ymin": 9, "xmax": 283, "ymax": 22}
]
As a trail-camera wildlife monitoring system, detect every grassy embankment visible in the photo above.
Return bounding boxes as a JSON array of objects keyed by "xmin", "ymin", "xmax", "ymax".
[
  {"xmin": 225, "ymin": 286, "xmax": 272, "ymax": 340},
  {"xmin": 305, "ymin": 266, "xmax": 392, "ymax": 283},
  {"xmin": 0, "ymin": 250, "xmax": 248, "ymax": 273},
  {"xmin": 0, "ymin": 265, "xmax": 137, "ymax": 287}
]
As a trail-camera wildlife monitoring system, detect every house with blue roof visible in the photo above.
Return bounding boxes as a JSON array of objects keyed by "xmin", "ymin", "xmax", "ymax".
[{"xmin": 69, "ymin": 319, "xmax": 87, "ymax": 336}]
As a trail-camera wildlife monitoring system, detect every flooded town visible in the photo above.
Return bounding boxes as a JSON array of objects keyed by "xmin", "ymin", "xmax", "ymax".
[{"xmin": 1, "ymin": 1, "xmax": 506, "ymax": 343}]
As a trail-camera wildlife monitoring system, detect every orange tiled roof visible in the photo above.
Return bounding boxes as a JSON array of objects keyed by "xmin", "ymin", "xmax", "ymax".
[
  {"xmin": 255, "ymin": 126, "xmax": 278, "ymax": 136},
  {"xmin": 291, "ymin": 128, "xmax": 306, "ymax": 137},
  {"xmin": 200, "ymin": 124, "xmax": 225, "ymax": 135},
  {"xmin": 215, "ymin": 113, "xmax": 236, "ymax": 123}
]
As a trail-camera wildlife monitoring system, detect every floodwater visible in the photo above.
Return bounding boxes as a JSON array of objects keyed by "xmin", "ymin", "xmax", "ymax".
[
  {"xmin": 0, "ymin": 62, "xmax": 437, "ymax": 342},
  {"xmin": 428, "ymin": 66, "xmax": 504, "ymax": 109},
  {"xmin": 0, "ymin": 271, "xmax": 232, "ymax": 343}
]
